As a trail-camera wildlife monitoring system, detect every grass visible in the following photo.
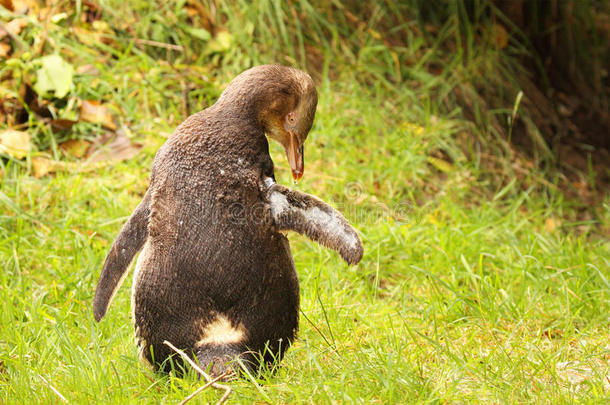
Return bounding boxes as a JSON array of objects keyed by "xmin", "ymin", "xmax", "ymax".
[{"xmin": 1, "ymin": 0, "xmax": 609, "ymax": 403}]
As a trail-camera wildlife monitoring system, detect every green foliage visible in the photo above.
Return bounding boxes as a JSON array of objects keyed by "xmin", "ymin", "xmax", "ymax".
[{"xmin": 33, "ymin": 54, "xmax": 74, "ymax": 99}]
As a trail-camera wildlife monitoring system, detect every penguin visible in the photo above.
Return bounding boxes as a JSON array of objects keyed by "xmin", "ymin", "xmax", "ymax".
[{"xmin": 92, "ymin": 65, "xmax": 363, "ymax": 377}]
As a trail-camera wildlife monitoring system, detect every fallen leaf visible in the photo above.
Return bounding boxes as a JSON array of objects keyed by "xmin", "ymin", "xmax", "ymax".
[
  {"xmin": 49, "ymin": 118, "xmax": 77, "ymax": 131},
  {"xmin": 556, "ymin": 361, "xmax": 593, "ymax": 385},
  {"xmin": 0, "ymin": 94, "xmax": 22, "ymax": 126},
  {"xmin": 544, "ymin": 217, "xmax": 561, "ymax": 233},
  {"xmin": 185, "ymin": 0, "xmax": 215, "ymax": 32},
  {"xmin": 76, "ymin": 64, "xmax": 99, "ymax": 75},
  {"xmin": 367, "ymin": 28, "xmax": 381, "ymax": 40},
  {"xmin": 33, "ymin": 155, "xmax": 96, "ymax": 178},
  {"xmin": 86, "ymin": 130, "xmax": 141, "ymax": 163},
  {"xmin": 0, "ymin": 129, "xmax": 30, "ymax": 159},
  {"xmin": 59, "ymin": 139, "xmax": 90, "ymax": 158},
  {"xmin": 72, "ymin": 21, "xmax": 114, "ymax": 47},
  {"xmin": 0, "ymin": 43, "xmax": 10, "ymax": 58},
  {"xmin": 30, "ymin": 130, "xmax": 140, "ymax": 178},
  {"xmin": 556, "ymin": 360, "xmax": 610, "ymax": 390},
  {"xmin": 72, "ymin": 26, "xmax": 99, "ymax": 47},
  {"xmin": 0, "ymin": 17, "xmax": 28, "ymax": 40},
  {"xmin": 34, "ymin": 54, "xmax": 74, "ymax": 98},
  {"xmin": 31, "ymin": 156, "xmax": 61, "ymax": 178},
  {"xmin": 80, "ymin": 100, "xmax": 117, "ymax": 130},
  {"xmin": 185, "ymin": 5, "xmax": 199, "ymax": 18},
  {"xmin": 424, "ymin": 24, "xmax": 437, "ymax": 34},
  {"xmin": 491, "ymin": 24, "xmax": 509, "ymax": 49},
  {"xmin": 0, "ymin": 0, "xmax": 14, "ymax": 12},
  {"xmin": 9, "ymin": 0, "xmax": 31, "ymax": 15}
]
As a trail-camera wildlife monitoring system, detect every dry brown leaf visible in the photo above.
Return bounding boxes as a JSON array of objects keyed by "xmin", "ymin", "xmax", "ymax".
[
  {"xmin": 72, "ymin": 26, "xmax": 104, "ymax": 47},
  {"xmin": 491, "ymin": 24, "xmax": 509, "ymax": 49},
  {"xmin": 556, "ymin": 361, "xmax": 593, "ymax": 385},
  {"xmin": 424, "ymin": 24, "xmax": 437, "ymax": 34},
  {"xmin": 49, "ymin": 118, "xmax": 77, "ymax": 132},
  {"xmin": 31, "ymin": 156, "xmax": 61, "ymax": 178},
  {"xmin": 31, "ymin": 130, "xmax": 140, "ymax": 178},
  {"xmin": 7, "ymin": 17, "xmax": 28, "ymax": 33},
  {"xmin": 76, "ymin": 64, "xmax": 100, "ymax": 75},
  {"xmin": 0, "ymin": 94, "xmax": 22, "ymax": 126},
  {"xmin": 367, "ymin": 28, "xmax": 381, "ymax": 40},
  {"xmin": 86, "ymin": 130, "xmax": 141, "ymax": 164},
  {"xmin": 32, "ymin": 152, "xmax": 132, "ymax": 178},
  {"xmin": 0, "ymin": 0, "xmax": 14, "ymax": 11},
  {"xmin": 80, "ymin": 100, "xmax": 117, "ymax": 130},
  {"xmin": 59, "ymin": 139, "xmax": 90, "ymax": 158},
  {"xmin": 544, "ymin": 217, "xmax": 561, "ymax": 233},
  {"xmin": 185, "ymin": 0, "xmax": 215, "ymax": 32},
  {"xmin": 72, "ymin": 20, "xmax": 114, "ymax": 47},
  {"xmin": 32, "ymin": 156, "xmax": 98, "ymax": 178},
  {"xmin": 0, "ymin": 17, "xmax": 29, "ymax": 40},
  {"xmin": 32, "ymin": 130, "xmax": 141, "ymax": 177},
  {"xmin": 556, "ymin": 360, "xmax": 610, "ymax": 390},
  {"xmin": 185, "ymin": 5, "xmax": 199, "ymax": 18},
  {"xmin": 32, "ymin": 156, "xmax": 101, "ymax": 178},
  {"xmin": 0, "ymin": 43, "xmax": 10, "ymax": 58},
  {"xmin": 0, "ymin": 129, "xmax": 30, "ymax": 159},
  {"xmin": 11, "ymin": 0, "xmax": 32, "ymax": 14}
]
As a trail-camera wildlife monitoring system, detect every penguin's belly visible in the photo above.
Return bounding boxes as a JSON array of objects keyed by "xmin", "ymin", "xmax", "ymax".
[{"xmin": 131, "ymin": 231, "xmax": 300, "ymax": 368}]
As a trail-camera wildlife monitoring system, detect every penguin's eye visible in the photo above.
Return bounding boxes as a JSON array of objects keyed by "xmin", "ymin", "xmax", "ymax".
[{"xmin": 287, "ymin": 112, "xmax": 297, "ymax": 125}]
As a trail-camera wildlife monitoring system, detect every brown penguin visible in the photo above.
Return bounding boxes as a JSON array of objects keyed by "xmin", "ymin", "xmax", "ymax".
[{"xmin": 93, "ymin": 65, "xmax": 363, "ymax": 376}]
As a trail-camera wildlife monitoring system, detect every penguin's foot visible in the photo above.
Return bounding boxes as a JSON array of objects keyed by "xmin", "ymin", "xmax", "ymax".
[
  {"xmin": 196, "ymin": 343, "xmax": 245, "ymax": 379},
  {"xmin": 163, "ymin": 340, "xmax": 234, "ymax": 403}
]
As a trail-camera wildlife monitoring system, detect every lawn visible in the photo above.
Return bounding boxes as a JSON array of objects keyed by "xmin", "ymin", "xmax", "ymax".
[{"xmin": 1, "ymin": 1, "xmax": 609, "ymax": 403}]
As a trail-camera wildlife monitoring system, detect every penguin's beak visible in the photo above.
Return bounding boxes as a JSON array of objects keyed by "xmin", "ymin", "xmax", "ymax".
[{"xmin": 285, "ymin": 131, "xmax": 304, "ymax": 182}]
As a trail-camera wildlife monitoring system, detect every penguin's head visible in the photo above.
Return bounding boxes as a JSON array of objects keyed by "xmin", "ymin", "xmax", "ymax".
[
  {"xmin": 257, "ymin": 66, "xmax": 317, "ymax": 183},
  {"xmin": 218, "ymin": 65, "xmax": 318, "ymax": 182}
]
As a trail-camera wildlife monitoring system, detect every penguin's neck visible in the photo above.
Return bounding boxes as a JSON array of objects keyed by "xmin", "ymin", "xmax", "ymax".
[
  {"xmin": 207, "ymin": 97, "xmax": 269, "ymax": 151},
  {"xmin": 211, "ymin": 82, "xmax": 266, "ymax": 122}
]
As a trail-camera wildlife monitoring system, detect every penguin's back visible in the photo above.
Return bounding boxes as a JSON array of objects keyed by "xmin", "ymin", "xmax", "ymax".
[{"xmin": 132, "ymin": 110, "xmax": 300, "ymax": 368}]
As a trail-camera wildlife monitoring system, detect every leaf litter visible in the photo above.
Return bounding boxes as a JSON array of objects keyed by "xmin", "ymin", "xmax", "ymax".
[
  {"xmin": 31, "ymin": 129, "xmax": 142, "ymax": 178},
  {"xmin": 79, "ymin": 100, "xmax": 117, "ymax": 130},
  {"xmin": 0, "ymin": 128, "xmax": 30, "ymax": 158}
]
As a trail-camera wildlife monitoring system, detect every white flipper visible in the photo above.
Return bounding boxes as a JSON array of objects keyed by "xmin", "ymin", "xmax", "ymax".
[{"xmin": 266, "ymin": 178, "xmax": 363, "ymax": 265}]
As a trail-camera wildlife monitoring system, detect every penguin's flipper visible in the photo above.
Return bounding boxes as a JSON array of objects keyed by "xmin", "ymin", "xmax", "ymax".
[
  {"xmin": 266, "ymin": 181, "xmax": 363, "ymax": 265},
  {"xmin": 93, "ymin": 190, "xmax": 151, "ymax": 322}
]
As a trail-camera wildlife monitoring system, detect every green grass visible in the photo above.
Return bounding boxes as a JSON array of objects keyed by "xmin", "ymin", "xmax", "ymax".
[{"xmin": 1, "ymin": 1, "xmax": 609, "ymax": 403}]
